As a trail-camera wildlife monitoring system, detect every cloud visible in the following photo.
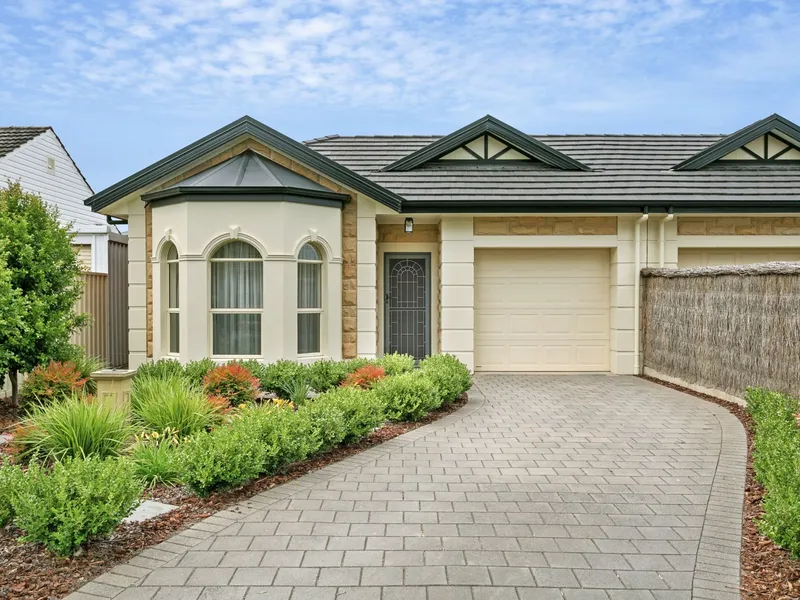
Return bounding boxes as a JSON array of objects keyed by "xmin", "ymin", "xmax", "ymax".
[{"xmin": 1, "ymin": 0, "xmax": 798, "ymax": 126}]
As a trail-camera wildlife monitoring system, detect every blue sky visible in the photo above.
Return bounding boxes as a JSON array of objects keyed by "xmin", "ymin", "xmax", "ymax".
[{"xmin": 2, "ymin": 0, "xmax": 799, "ymax": 191}]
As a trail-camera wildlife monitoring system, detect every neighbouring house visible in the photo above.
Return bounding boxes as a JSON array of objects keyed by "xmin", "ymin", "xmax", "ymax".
[
  {"xmin": 84, "ymin": 113, "xmax": 800, "ymax": 374},
  {"xmin": 0, "ymin": 126, "xmax": 129, "ymax": 367}
]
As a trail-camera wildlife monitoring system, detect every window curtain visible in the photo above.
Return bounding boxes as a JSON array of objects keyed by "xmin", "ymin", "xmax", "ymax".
[
  {"xmin": 211, "ymin": 242, "xmax": 263, "ymax": 355},
  {"xmin": 297, "ymin": 258, "xmax": 321, "ymax": 354}
]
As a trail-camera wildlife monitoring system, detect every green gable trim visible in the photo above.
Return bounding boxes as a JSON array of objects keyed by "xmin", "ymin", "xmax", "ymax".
[
  {"xmin": 673, "ymin": 113, "xmax": 800, "ymax": 171},
  {"xmin": 382, "ymin": 115, "xmax": 591, "ymax": 172},
  {"xmin": 86, "ymin": 116, "xmax": 404, "ymax": 212}
]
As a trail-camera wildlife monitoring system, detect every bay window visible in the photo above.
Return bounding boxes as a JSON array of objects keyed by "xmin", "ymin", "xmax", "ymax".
[{"xmin": 297, "ymin": 243, "xmax": 322, "ymax": 354}]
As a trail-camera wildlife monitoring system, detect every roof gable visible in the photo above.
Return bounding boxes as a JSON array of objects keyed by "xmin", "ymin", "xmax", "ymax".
[
  {"xmin": 382, "ymin": 115, "xmax": 590, "ymax": 172},
  {"xmin": 86, "ymin": 116, "xmax": 405, "ymax": 212},
  {"xmin": 674, "ymin": 114, "xmax": 800, "ymax": 170}
]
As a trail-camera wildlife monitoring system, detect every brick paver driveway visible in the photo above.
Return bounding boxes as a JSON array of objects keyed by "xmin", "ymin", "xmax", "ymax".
[{"xmin": 70, "ymin": 375, "xmax": 746, "ymax": 600}]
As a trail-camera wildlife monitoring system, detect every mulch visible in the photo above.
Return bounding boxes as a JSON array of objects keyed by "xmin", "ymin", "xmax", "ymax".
[
  {"xmin": 641, "ymin": 375, "xmax": 800, "ymax": 600},
  {"xmin": 0, "ymin": 395, "xmax": 468, "ymax": 600},
  {"xmin": 0, "ymin": 400, "xmax": 22, "ymax": 434}
]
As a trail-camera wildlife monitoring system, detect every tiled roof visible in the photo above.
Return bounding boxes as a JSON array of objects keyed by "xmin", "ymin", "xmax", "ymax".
[
  {"xmin": 306, "ymin": 134, "xmax": 800, "ymax": 207},
  {"xmin": 0, "ymin": 126, "xmax": 49, "ymax": 158}
]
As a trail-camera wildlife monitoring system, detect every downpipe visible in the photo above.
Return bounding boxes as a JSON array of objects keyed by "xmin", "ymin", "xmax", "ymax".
[
  {"xmin": 633, "ymin": 210, "xmax": 649, "ymax": 375},
  {"xmin": 659, "ymin": 210, "xmax": 674, "ymax": 268}
]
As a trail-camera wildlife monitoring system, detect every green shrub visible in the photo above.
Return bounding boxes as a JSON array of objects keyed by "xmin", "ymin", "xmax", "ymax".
[
  {"xmin": 0, "ymin": 459, "xmax": 23, "ymax": 527},
  {"xmin": 342, "ymin": 357, "xmax": 373, "ymax": 374},
  {"xmin": 238, "ymin": 404, "xmax": 320, "ymax": 474},
  {"xmin": 376, "ymin": 353, "xmax": 415, "ymax": 376},
  {"xmin": 203, "ymin": 364, "xmax": 260, "ymax": 405},
  {"xmin": 11, "ymin": 456, "xmax": 142, "ymax": 555},
  {"xmin": 258, "ymin": 360, "xmax": 308, "ymax": 395},
  {"xmin": 747, "ymin": 387, "xmax": 800, "ymax": 556},
  {"xmin": 280, "ymin": 376, "xmax": 312, "ymax": 405},
  {"xmin": 184, "ymin": 358, "xmax": 216, "ymax": 388},
  {"xmin": 131, "ymin": 375, "xmax": 221, "ymax": 437},
  {"xmin": 12, "ymin": 395, "xmax": 133, "ymax": 462},
  {"xmin": 375, "ymin": 371, "xmax": 439, "ymax": 422},
  {"xmin": 342, "ymin": 365, "xmax": 386, "ymax": 389},
  {"xmin": 130, "ymin": 432, "xmax": 182, "ymax": 487},
  {"xmin": 20, "ymin": 361, "xmax": 90, "ymax": 405},
  {"xmin": 419, "ymin": 353, "xmax": 472, "ymax": 404},
  {"xmin": 134, "ymin": 358, "xmax": 185, "ymax": 382},
  {"xmin": 315, "ymin": 386, "xmax": 385, "ymax": 443},
  {"xmin": 307, "ymin": 359, "xmax": 349, "ymax": 392},
  {"xmin": 177, "ymin": 422, "xmax": 266, "ymax": 496},
  {"xmin": 301, "ymin": 399, "xmax": 347, "ymax": 451}
]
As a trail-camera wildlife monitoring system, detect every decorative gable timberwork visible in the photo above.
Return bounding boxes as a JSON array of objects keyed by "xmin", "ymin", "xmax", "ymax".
[
  {"xmin": 719, "ymin": 131, "xmax": 800, "ymax": 162},
  {"xmin": 440, "ymin": 134, "xmax": 532, "ymax": 161}
]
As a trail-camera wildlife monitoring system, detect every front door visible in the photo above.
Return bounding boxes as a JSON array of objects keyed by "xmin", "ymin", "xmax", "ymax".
[{"xmin": 384, "ymin": 253, "xmax": 431, "ymax": 360}]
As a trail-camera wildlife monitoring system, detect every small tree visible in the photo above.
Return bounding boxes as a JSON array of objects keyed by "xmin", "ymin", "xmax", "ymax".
[
  {"xmin": 0, "ymin": 244, "xmax": 23, "ymax": 389},
  {"xmin": 0, "ymin": 182, "xmax": 86, "ymax": 405}
]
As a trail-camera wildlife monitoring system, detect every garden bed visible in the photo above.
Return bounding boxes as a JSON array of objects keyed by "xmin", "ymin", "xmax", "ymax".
[
  {"xmin": 0, "ymin": 394, "xmax": 467, "ymax": 600},
  {"xmin": 642, "ymin": 375, "xmax": 800, "ymax": 600}
]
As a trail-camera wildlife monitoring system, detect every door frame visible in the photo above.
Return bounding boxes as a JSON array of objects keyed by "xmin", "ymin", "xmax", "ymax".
[{"xmin": 383, "ymin": 252, "xmax": 432, "ymax": 357}]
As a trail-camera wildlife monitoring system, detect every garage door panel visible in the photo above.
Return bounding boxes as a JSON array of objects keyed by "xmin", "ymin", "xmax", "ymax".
[{"xmin": 475, "ymin": 248, "xmax": 610, "ymax": 372}]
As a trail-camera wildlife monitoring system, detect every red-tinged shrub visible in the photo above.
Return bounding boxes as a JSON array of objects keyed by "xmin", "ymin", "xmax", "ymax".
[
  {"xmin": 341, "ymin": 365, "xmax": 386, "ymax": 390},
  {"xmin": 206, "ymin": 395, "xmax": 233, "ymax": 414},
  {"xmin": 20, "ymin": 361, "xmax": 90, "ymax": 405},
  {"xmin": 203, "ymin": 364, "xmax": 260, "ymax": 406}
]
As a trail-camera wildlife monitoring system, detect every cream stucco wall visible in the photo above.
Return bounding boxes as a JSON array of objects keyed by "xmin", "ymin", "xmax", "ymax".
[{"xmin": 150, "ymin": 199, "xmax": 343, "ymax": 363}]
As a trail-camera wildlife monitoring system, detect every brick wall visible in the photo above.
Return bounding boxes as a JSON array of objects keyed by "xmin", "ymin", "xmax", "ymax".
[
  {"xmin": 678, "ymin": 217, "xmax": 800, "ymax": 235},
  {"xmin": 473, "ymin": 217, "xmax": 617, "ymax": 235}
]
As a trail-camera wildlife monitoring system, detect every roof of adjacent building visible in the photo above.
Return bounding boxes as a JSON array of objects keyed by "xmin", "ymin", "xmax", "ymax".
[{"xmin": 0, "ymin": 126, "xmax": 50, "ymax": 158}]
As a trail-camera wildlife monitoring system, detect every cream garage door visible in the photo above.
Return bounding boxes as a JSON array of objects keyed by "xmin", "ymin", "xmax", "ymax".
[
  {"xmin": 678, "ymin": 248, "xmax": 800, "ymax": 267},
  {"xmin": 474, "ymin": 248, "xmax": 610, "ymax": 372}
]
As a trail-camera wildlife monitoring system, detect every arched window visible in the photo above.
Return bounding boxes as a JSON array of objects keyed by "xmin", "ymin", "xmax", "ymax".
[
  {"xmin": 210, "ymin": 241, "xmax": 263, "ymax": 356},
  {"xmin": 165, "ymin": 243, "xmax": 179, "ymax": 354},
  {"xmin": 297, "ymin": 243, "xmax": 323, "ymax": 354}
]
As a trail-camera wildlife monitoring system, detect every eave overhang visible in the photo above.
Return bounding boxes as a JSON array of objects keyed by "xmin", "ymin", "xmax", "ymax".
[{"xmin": 142, "ymin": 185, "xmax": 350, "ymax": 209}]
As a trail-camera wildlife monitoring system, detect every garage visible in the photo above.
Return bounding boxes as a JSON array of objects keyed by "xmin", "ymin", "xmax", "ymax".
[
  {"xmin": 474, "ymin": 248, "xmax": 611, "ymax": 372},
  {"xmin": 678, "ymin": 248, "xmax": 800, "ymax": 268}
]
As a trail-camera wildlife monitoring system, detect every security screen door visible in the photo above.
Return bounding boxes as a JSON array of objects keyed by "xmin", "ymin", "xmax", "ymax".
[{"xmin": 384, "ymin": 253, "xmax": 431, "ymax": 360}]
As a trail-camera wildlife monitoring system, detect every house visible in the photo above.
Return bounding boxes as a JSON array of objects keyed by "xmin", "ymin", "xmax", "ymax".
[
  {"xmin": 0, "ymin": 126, "xmax": 125, "ymax": 273},
  {"xmin": 84, "ymin": 113, "xmax": 800, "ymax": 374}
]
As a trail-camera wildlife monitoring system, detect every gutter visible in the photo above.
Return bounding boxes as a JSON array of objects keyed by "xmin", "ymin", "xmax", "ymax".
[{"xmin": 634, "ymin": 209, "xmax": 649, "ymax": 375}]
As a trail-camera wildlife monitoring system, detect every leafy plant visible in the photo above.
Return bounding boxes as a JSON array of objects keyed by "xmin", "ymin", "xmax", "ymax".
[
  {"xmin": 52, "ymin": 345, "xmax": 103, "ymax": 395},
  {"xmin": 0, "ymin": 458, "xmax": 23, "ymax": 527},
  {"xmin": 307, "ymin": 359, "xmax": 349, "ymax": 392},
  {"xmin": 20, "ymin": 361, "xmax": 90, "ymax": 405},
  {"xmin": 747, "ymin": 387, "xmax": 800, "ymax": 557},
  {"xmin": 280, "ymin": 376, "xmax": 312, "ymax": 405},
  {"xmin": 419, "ymin": 353, "xmax": 472, "ymax": 404},
  {"xmin": 314, "ymin": 386, "xmax": 385, "ymax": 443},
  {"xmin": 177, "ymin": 421, "xmax": 266, "ymax": 496},
  {"xmin": 131, "ymin": 375, "xmax": 221, "ymax": 437},
  {"xmin": 134, "ymin": 358, "xmax": 185, "ymax": 382},
  {"xmin": 342, "ymin": 357, "xmax": 373, "ymax": 374},
  {"xmin": 342, "ymin": 365, "xmax": 386, "ymax": 390},
  {"xmin": 237, "ymin": 404, "xmax": 320, "ymax": 475},
  {"xmin": 184, "ymin": 358, "xmax": 216, "ymax": 388},
  {"xmin": 130, "ymin": 429, "xmax": 182, "ymax": 487},
  {"xmin": 375, "ymin": 371, "xmax": 439, "ymax": 422},
  {"xmin": 258, "ymin": 360, "xmax": 308, "ymax": 395},
  {"xmin": 302, "ymin": 399, "xmax": 347, "ymax": 451},
  {"xmin": 376, "ymin": 353, "xmax": 415, "ymax": 376},
  {"xmin": 12, "ymin": 395, "xmax": 133, "ymax": 462},
  {"xmin": 11, "ymin": 456, "xmax": 142, "ymax": 555},
  {"xmin": 203, "ymin": 363, "xmax": 260, "ymax": 406},
  {"xmin": 0, "ymin": 182, "xmax": 87, "ymax": 406}
]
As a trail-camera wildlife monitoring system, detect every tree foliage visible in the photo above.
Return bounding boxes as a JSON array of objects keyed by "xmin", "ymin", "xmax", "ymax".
[{"xmin": 0, "ymin": 182, "xmax": 86, "ymax": 404}]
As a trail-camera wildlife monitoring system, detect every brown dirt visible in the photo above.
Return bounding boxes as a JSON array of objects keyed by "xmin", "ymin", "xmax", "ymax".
[
  {"xmin": 0, "ymin": 399, "xmax": 22, "ymax": 434},
  {"xmin": 0, "ymin": 395, "xmax": 468, "ymax": 600},
  {"xmin": 641, "ymin": 375, "xmax": 800, "ymax": 600}
]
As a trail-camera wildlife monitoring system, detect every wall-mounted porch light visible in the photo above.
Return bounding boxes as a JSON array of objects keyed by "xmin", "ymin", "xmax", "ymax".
[{"xmin": 404, "ymin": 217, "xmax": 414, "ymax": 233}]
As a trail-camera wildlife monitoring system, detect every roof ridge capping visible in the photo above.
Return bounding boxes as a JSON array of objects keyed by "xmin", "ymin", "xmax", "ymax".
[
  {"xmin": 673, "ymin": 113, "xmax": 800, "ymax": 170},
  {"xmin": 86, "ymin": 115, "xmax": 405, "ymax": 213},
  {"xmin": 381, "ymin": 115, "xmax": 591, "ymax": 172}
]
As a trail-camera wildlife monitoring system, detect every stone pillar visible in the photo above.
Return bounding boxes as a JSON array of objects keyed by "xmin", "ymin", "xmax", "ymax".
[
  {"xmin": 341, "ymin": 199, "xmax": 357, "ymax": 358},
  {"xmin": 439, "ymin": 217, "xmax": 475, "ymax": 371},
  {"xmin": 127, "ymin": 202, "xmax": 148, "ymax": 369},
  {"xmin": 356, "ymin": 196, "xmax": 377, "ymax": 358},
  {"xmin": 610, "ymin": 218, "xmax": 636, "ymax": 374}
]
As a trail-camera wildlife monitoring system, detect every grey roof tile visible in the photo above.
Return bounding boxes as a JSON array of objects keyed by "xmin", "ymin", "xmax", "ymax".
[{"xmin": 0, "ymin": 126, "xmax": 50, "ymax": 158}]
